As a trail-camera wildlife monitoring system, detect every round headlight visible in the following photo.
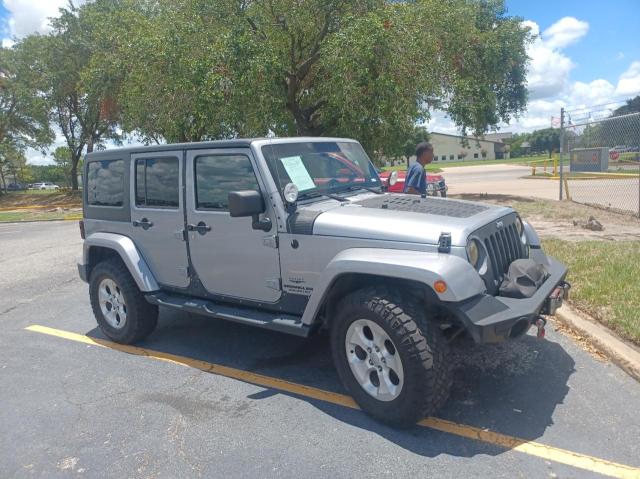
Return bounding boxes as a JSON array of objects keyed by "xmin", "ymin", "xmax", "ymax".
[
  {"xmin": 515, "ymin": 216, "xmax": 524, "ymax": 236},
  {"xmin": 466, "ymin": 239, "xmax": 480, "ymax": 268},
  {"xmin": 284, "ymin": 183, "xmax": 299, "ymax": 204}
]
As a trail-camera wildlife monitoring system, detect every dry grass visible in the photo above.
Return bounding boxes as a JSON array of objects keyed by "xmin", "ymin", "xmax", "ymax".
[{"xmin": 0, "ymin": 190, "xmax": 82, "ymax": 209}]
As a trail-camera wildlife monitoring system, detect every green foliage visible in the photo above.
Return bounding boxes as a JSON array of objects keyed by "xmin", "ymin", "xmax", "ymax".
[
  {"xmin": 0, "ymin": 45, "xmax": 53, "ymax": 193},
  {"xmin": 29, "ymin": 165, "xmax": 68, "ymax": 186},
  {"xmin": 505, "ymin": 128, "xmax": 560, "ymax": 158},
  {"xmin": 613, "ymin": 96, "xmax": 640, "ymax": 116},
  {"xmin": 87, "ymin": 0, "xmax": 530, "ymax": 153},
  {"xmin": 11, "ymin": 2, "xmax": 121, "ymax": 189},
  {"xmin": 0, "ymin": 143, "xmax": 28, "ymax": 190},
  {"xmin": 0, "ymin": 47, "xmax": 53, "ymax": 151},
  {"xmin": 6, "ymin": 0, "xmax": 531, "ymax": 166}
]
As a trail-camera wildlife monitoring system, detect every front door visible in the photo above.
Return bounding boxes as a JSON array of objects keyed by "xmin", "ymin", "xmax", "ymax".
[
  {"xmin": 129, "ymin": 152, "xmax": 189, "ymax": 288},
  {"xmin": 185, "ymin": 148, "xmax": 281, "ymax": 303}
]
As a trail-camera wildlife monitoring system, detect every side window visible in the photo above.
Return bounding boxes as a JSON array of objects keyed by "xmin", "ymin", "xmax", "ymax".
[
  {"xmin": 135, "ymin": 157, "xmax": 180, "ymax": 208},
  {"xmin": 195, "ymin": 154, "xmax": 259, "ymax": 210},
  {"xmin": 87, "ymin": 159, "xmax": 124, "ymax": 207}
]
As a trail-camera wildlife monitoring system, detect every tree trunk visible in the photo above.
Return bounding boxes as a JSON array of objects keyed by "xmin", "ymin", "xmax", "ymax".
[
  {"xmin": 0, "ymin": 166, "xmax": 6, "ymax": 194},
  {"xmin": 70, "ymin": 161, "xmax": 78, "ymax": 190}
]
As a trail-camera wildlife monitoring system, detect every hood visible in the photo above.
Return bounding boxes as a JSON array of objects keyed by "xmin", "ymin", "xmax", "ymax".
[{"xmin": 297, "ymin": 193, "xmax": 513, "ymax": 246}]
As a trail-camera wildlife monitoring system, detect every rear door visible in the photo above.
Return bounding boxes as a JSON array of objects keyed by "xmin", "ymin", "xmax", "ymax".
[
  {"xmin": 185, "ymin": 148, "xmax": 281, "ymax": 303},
  {"xmin": 129, "ymin": 151, "xmax": 190, "ymax": 288}
]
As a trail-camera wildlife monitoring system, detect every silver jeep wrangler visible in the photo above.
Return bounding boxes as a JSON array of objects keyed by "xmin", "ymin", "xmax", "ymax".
[{"xmin": 78, "ymin": 137, "xmax": 569, "ymax": 427}]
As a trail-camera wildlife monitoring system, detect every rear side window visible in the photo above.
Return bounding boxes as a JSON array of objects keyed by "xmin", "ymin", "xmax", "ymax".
[
  {"xmin": 195, "ymin": 155, "xmax": 259, "ymax": 210},
  {"xmin": 135, "ymin": 158, "xmax": 180, "ymax": 208},
  {"xmin": 87, "ymin": 160, "xmax": 124, "ymax": 207}
]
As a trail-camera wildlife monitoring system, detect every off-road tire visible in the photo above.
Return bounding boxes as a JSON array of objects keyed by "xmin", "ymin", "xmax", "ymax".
[
  {"xmin": 331, "ymin": 287, "xmax": 452, "ymax": 427},
  {"xmin": 89, "ymin": 259, "xmax": 158, "ymax": 344}
]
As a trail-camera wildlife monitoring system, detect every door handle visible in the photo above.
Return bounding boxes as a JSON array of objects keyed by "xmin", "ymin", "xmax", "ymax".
[
  {"xmin": 187, "ymin": 221, "xmax": 211, "ymax": 235},
  {"xmin": 133, "ymin": 218, "xmax": 154, "ymax": 230}
]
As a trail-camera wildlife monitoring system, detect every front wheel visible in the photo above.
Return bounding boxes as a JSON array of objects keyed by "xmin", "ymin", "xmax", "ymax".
[
  {"xmin": 330, "ymin": 287, "xmax": 452, "ymax": 427},
  {"xmin": 89, "ymin": 259, "xmax": 158, "ymax": 344}
]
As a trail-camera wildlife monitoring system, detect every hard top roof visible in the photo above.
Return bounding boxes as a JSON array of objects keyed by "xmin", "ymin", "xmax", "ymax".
[{"xmin": 84, "ymin": 137, "xmax": 358, "ymax": 160}]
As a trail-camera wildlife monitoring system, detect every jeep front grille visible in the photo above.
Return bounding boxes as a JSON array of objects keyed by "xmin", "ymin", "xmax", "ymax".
[
  {"xmin": 484, "ymin": 223, "xmax": 526, "ymax": 278},
  {"xmin": 473, "ymin": 215, "xmax": 527, "ymax": 294}
]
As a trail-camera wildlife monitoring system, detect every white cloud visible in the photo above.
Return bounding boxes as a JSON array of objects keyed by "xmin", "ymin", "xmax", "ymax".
[
  {"xmin": 2, "ymin": 0, "xmax": 87, "ymax": 41},
  {"xmin": 616, "ymin": 61, "xmax": 640, "ymax": 96},
  {"xmin": 541, "ymin": 17, "xmax": 589, "ymax": 49},
  {"xmin": 524, "ymin": 17, "xmax": 589, "ymax": 101},
  {"xmin": 429, "ymin": 17, "xmax": 640, "ymax": 135}
]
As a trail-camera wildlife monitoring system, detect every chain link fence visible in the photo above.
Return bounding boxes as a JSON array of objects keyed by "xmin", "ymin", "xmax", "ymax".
[{"xmin": 560, "ymin": 106, "xmax": 640, "ymax": 217}]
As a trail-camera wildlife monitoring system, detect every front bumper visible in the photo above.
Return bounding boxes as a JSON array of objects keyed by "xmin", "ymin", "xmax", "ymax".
[
  {"xmin": 78, "ymin": 262, "xmax": 89, "ymax": 283},
  {"xmin": 450, "ymin": 257, "xmax": 569, "ymax": 343}
]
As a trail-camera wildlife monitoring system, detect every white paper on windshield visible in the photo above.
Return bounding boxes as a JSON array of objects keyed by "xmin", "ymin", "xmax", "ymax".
[{"xmin": 280, "ymin": 156, "xmax": 316, "ymax": 191}]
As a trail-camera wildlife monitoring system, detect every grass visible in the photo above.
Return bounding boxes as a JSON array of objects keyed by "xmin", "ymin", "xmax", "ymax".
[
  {"xmin": 0, "ymin": 190, "xmax": 82, "ymax": 209},
  {"xmin": 0, "ymin": 209, "xmax": 82, "ymax": 222},
  {"xmin": 543, "ymin": 239, "xmax": 640, "ymax": 345}
]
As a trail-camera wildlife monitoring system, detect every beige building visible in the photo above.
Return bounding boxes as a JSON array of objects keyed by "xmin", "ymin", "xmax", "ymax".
[{"xmin": 428, "ymin": 132, "xmax": 510, "ymax": 163}]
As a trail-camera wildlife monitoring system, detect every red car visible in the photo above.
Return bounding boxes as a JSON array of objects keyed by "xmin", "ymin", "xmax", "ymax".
[{"xmin": 378, "ymin": 169, "xmax": 448, "ymax": 197}]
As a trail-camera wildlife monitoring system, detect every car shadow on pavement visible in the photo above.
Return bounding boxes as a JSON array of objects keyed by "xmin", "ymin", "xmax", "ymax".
[{"xmin": 88, "ymin": 308, "xmax": 575, "ymax": 459}]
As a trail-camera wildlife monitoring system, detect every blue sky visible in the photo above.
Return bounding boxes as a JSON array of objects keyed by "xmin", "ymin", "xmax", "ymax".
[
  {"xmin": 1, "ymin": 1, "xmax": 640, "ymax": 163},
  {"xmin": 506, "ymin": 0, "xmax": 640, "ymax": 87}
]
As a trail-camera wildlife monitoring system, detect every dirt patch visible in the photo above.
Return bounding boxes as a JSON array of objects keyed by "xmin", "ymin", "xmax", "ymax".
[
  {"xmin": 453, "ymin": 193, "xmax": 640, "ymax": 241},
  {"xmin": 547, "ymin": 317, "xmax": 609, "ymax": 362},
  {"xmin": 0, "ymin": 191, "xmax": 82, "ymax": 209}
]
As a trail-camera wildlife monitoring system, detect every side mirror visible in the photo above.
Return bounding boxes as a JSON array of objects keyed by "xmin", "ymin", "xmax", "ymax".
[
  {"xmin": 388, "ymin": 170, "xmax": 399, "ymax": 186},
  {"xmin": 228, "ymin": 190, "xmax": 272, "ymax": 232}
]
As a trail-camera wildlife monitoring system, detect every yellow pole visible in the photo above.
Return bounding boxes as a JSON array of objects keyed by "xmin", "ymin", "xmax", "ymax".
[{"xmin": 532, "ymin": 164, "xmax": 536, "ymax": 176}]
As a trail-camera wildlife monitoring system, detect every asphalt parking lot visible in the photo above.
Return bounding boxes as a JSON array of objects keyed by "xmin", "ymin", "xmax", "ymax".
[{"xmin": 1, "ymin": 221, "xmax": 639, "ymax": 478}]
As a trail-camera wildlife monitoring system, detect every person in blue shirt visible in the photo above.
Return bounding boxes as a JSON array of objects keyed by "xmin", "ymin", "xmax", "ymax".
[{"xmin": 403, "ymin": 142, "xmax": 434, "ymax": 195}]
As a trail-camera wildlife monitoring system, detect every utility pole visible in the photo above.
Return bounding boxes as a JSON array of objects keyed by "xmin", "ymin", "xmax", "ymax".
[{"xmin": 559, "ymin": 107, "xmax": 565, "ymax": 201}]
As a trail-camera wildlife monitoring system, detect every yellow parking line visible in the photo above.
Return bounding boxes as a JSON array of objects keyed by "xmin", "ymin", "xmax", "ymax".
[{"xmin": 26, "ymin": 324, "xmax": 640, "ymax": 479}]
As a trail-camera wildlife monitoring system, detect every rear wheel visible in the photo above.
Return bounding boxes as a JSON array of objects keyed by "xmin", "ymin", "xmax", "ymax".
[
  {"xmin": 89, "ymin": 259, "xmax": 158, "ymax": 344},
  {"xmin": 330, "ymin": 287, "xmax": 452, "ymax": 427}
]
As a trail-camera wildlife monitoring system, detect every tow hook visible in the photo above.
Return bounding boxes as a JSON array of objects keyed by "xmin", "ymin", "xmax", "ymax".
[{"xmin": 535, "ymin": 317, "xmax": 547, "ymax": 339}]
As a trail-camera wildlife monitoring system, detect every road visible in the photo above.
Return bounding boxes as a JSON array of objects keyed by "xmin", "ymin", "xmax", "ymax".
[
  {"xmin": 1, "ymin": 221, "xmax": 640, "ymax": 478},
  {"xmin": 443, "ymin": 164, "xmax": 639, "ymax": 214}
]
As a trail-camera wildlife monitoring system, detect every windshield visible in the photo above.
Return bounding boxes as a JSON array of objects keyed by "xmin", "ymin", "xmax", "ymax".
[{"xmin": 262, "ymin": 141, "xmax": 381, "ymax": 199}]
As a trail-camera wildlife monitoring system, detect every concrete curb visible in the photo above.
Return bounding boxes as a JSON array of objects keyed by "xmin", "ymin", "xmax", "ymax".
[{"xmin": 554, "ymin": 304, "xmax": 640, "ymax": 382}]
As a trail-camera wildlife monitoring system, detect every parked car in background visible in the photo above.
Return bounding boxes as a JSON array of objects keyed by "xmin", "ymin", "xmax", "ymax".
[
  {"xmin": 31, "ymin": 182, "xmax": 60, "ymax": 190},
  {"xmin": 6, "ymin": 182, "xmax": 27, "ymax": 191},
  {"xmin": 378, "ymin": 169, "xmax": 448, "ymax": 197}
]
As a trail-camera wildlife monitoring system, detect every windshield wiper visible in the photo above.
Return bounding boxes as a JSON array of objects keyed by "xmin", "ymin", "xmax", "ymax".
[
  {"xmin": 339, "ymin": 184, "xmax": 383, "ymax": 194},
  {"xmin": 298, "ymin": 191, "xmax": 349, "ymax": 202}
]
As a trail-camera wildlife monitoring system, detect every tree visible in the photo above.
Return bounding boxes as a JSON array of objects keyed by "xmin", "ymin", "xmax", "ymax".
[
  {"xmin": 612, "ymin": 96, "xmax": 640, "ymax": 116},
  {"xmin": 0, "ymin": 143, "xmax": 27, "ymax": 190},
  {"xmin": 52, "ymin": 145, "xmax": 78, "ymax": 185},
  {"xmin": 14, "ymin": 2, "xmax": 120, "ymax": 190},
  {"xmin": 529, "ymin": 128, "xmax": 560, "ymax": 158},
  {"xmin": 90, "ymin": 0, "xmax": 530, "ymax": 154},
  {"xmin": 0, "ymin": 46, "xmax": 52, "ymax": 193}
]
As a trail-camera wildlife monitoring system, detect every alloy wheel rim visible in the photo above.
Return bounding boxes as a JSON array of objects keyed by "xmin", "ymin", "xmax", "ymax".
[
  {"xmin": 98, "ymin": 278, "xmax": 127, "ymax": 329},
  {"xmin": 345, "ymin": 319, "xmax": 404, "ymax": 402}
]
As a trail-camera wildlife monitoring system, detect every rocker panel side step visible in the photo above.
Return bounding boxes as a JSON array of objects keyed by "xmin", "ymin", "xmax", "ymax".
[{"xmin": 145, "ymin": 292, "xmax": 311, "ymax": 338}]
